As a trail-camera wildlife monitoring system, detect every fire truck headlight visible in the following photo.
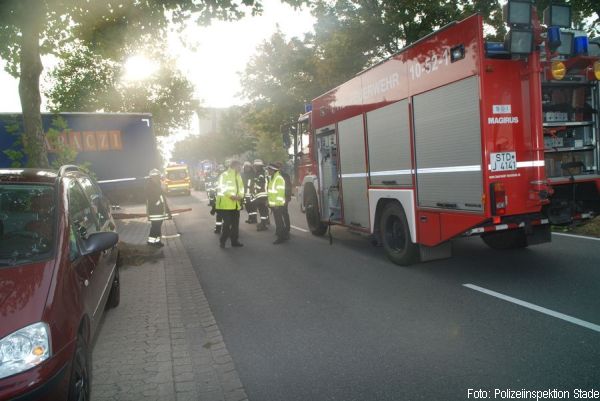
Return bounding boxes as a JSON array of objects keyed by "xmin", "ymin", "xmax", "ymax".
[
  {"xmin": 592, "ymin": 61, "xmax": 600, "ymax": 80},
  {"xmin": 550, "ymin": 61, "xmax": 566, "ymax": 80},
  {"xmin": 506, "ymin": 29, "xmax": 534, "ymax": 55},
  {"xmin": 503, "ymin": 0, "xmax": 532, "ymax": 26},
  {"xmin": 543, "ymin": 4, "xmax": 572, "ymax": 29},
  {"xmin": 557, "ymin": 31, "xmax": 574, "ymax": 56}
]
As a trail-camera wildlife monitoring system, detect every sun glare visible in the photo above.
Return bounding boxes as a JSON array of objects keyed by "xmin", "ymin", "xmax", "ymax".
[{"xmin": 122, "ymin": 55, "xmax": 159, "ymax": 82}]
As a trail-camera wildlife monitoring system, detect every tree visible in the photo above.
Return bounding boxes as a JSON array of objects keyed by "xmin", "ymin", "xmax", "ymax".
[
  {"xmin": 240, "ymin": 30, "xmax": 325, "ymax": 163},
  {"xmin": 172, "ymin": 106, "xmax": 255, "ymax": 163},
  {"xmin": 0, "ymin": 0, "xmax": 268, "ymax": 168},
  {"xmin": 45, "ymin": 44, "xmax": 198, "ymax": 137}
]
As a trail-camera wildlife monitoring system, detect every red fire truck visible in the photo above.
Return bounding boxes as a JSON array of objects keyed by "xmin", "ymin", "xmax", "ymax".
[{"xmin": 295, "ymin": 2, "xmax": 600, "ymax": 265}]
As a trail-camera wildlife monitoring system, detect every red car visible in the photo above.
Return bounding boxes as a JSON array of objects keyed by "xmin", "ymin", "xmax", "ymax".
[{"xmin": 0, "ymin": 166, "xmax": 120, "ymax": 400}]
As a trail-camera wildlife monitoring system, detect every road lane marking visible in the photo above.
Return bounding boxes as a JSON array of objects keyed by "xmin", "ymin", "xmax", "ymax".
[
  {"xmin": 463, "ymin": 284, "xmax": 600, "ymax": 333},
  {"xmin": 291, "ymin": 225, "xmax": 309, "ymax": 233},
  {"xmin": 552, "ymin": 232, "xmax": 600, "ymax": 241}
]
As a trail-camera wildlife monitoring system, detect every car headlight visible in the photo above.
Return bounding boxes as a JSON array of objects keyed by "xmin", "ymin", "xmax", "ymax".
[{"xmin": 0, "ymin": 322, "xmax": 51, "ymax": 379}]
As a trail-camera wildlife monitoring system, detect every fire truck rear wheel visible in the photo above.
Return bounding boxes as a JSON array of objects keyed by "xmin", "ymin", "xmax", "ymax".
[
  {"xmin": 481, "ymin": 229, "xmax": 528, "ymax": 250},
  {"xmin": 380, "ymin": 203, "xmax": 418, "ymax": 265},
  {"xmin": 305, "ymin": 185, "xmax": 327, "ymax": 236}
]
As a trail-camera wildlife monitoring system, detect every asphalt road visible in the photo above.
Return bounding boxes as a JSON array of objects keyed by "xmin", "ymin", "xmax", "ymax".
[{"xmin": 168, "ymin": 191, "xmax": 600, "ymax": 401}]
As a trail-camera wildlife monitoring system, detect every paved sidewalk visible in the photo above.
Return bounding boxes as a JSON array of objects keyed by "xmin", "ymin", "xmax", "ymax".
[{"xmin": 91, "ymin": 217, "xmax": 248, "ymax": 401}]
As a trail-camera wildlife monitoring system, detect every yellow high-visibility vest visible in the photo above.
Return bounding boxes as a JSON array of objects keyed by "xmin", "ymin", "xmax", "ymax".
[
  {"xmin": 268, "ymin": 171, "xmax": 286, "ymax": 207},
  {"xmin": 216, "ymin": 169, "xmax": 244, "ymax": 210}
]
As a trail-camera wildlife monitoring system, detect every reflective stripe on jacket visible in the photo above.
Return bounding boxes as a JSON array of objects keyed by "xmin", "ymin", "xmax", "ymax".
[
  {"xmin": 252, "ymin": 172, "xmax": 268, "ymax": 200},
  {"xmin": 268, "ymin": 171, "xmax": 286, "ymax": 207},
  {"xmin": 216, "ymin": 169, "xmax": 244, "ymax": 210}
]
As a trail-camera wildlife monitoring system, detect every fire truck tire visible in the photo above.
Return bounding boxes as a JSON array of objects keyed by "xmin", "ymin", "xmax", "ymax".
[
  {"xmin": 380, "ymin": 203, "xmax": 419, "ymax": 265},
  {"xmin": 305, "ymin": 185, "xmax": 327, "ymax": 236},
  {"xmin": 481, "ymin": 229, "xmax": 528, "ymax": 250}
]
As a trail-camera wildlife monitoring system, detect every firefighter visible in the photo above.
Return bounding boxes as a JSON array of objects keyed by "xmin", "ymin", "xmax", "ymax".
[
  {"xmin": 216, "ymin": 160, "xmax": 245, "ymax": 248},
  {"xmin": 275, "ymin": 161, "xmax": 292, "ymax": 239},
  {"xmin": 252, "ymin": 159, "xmax": 270, "ymax": 231},
  {"xmin": 267, "ymin": 163, "xmax": 288, "ymax": 244},
  {"xmin": 242, "ymin": 161, "xmax": 257, "ymax": 223},
  {"xmin": 145, "ymin": 168, "xmax": 171, "ymax": 247},
  {"xmin": 209, "ymin": 164, "xmax": 226, "ymax": 234}
]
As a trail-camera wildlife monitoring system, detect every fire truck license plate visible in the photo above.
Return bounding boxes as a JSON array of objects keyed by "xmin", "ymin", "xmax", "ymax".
[{"xmin": 490, "ymin": 152, "xmax": 517, "ymax": 172}]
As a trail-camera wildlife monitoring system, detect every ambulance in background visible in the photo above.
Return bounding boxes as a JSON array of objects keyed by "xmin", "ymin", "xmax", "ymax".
[{"xmin": 164, "ymin": 163, "xmax": 192, "ymax": 195}]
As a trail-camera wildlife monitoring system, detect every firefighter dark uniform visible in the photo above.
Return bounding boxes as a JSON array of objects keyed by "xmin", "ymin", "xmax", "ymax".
[
  {"xmin": 242, "ymin": 161, "xmax": 257, "ymax": 223},
  {"xmin": 267, "ymin": 164, "xmax": 288, "ymax": 244},
  {"xmin": 208, "ymin": 166, "xmax": 225, "ymax": 233},
  {"xmin": 252, "ymin": 159, "xmax": 270, "ymax": 231},
  {"xmin": 145, "ymin": 169, "xmax": 171, "ymax": 246},
  {"xmin": 216, "ymin": 160, "xmax": 245, "ymax": 248}
]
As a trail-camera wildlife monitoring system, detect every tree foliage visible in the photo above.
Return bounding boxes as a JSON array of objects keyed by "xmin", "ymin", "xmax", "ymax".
[
  {"xmin": 0, "ymin": 0, "xmax": 268, "ymax": 167},
  {"xmin": 239, "ymin": 0, "xmax": 598, "ymax": 156},
  {"xmin": 172, "ymin": 107, "xmax": 256, "ymax": 163},
  {"xmin": 45, "ymin": 44, "xmax": 198, "ymax": 136}
]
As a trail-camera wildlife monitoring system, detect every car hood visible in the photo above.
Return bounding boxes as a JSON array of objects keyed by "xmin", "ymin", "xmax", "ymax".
[{"xmin": 0, "ymin": 260, "xmax": 54, "ymax": 339}]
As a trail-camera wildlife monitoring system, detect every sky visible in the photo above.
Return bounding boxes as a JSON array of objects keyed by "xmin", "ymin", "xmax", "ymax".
[{"xmin": 0, "ymin": 1, "xmax": 315, "ymax": 112}]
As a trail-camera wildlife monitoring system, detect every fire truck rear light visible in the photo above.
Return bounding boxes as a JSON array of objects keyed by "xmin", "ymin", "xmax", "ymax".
[
  {"xmin": 550, "ymin": 61, "xmax": 566, "ymax": 80},
  {"xmin": 491, "ymin": 182, "xmax": 507, "ymax": 216}
]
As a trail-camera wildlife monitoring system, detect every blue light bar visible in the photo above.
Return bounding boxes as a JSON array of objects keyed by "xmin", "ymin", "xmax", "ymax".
[
  {"xmin": 485, "ymin": 42, "xmax": 510, "ymax": 57},
  {"xmin": 573, "ymin": 36, "xmax": 589, "ymax": 55},
  {"xmin": 547, "ymin": 26, "xmax": 561, "ymax": 51}
]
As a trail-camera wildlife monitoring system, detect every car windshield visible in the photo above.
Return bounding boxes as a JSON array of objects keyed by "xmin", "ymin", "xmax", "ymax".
[
  {"xmin": 0, "ymin": 184, "xmax": 56, "ymax": 267},
  {"xmin": 167, "ymin": 170, "xmax": 188, "ymax": 180}
]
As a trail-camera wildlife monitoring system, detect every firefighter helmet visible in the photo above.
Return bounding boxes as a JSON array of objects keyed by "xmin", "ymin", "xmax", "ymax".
[
  {"xmin": 253, "ymin": 159, "xmax": 264, "ymax": 166},
  {"xmin": 149, "ymin": 168, "xmax": 161, "ymax": 176}
]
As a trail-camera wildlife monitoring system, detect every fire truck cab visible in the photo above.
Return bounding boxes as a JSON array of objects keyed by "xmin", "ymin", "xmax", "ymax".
[{"xmin": 298, "ymin": 3, "xmax": 600, "ymax": 265}]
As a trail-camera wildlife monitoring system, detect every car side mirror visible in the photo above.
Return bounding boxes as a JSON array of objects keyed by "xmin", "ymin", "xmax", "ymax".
[{"xmin": 81, "ymin": 232, "xmax": 118, "ymax": 256}]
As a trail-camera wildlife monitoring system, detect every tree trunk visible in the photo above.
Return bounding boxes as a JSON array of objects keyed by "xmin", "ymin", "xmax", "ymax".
[{"xmin": 18, "ymin": 7, "xmax": 48, "ymax": 168}]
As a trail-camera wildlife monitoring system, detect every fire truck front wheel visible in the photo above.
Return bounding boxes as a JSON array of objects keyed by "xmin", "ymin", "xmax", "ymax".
[
  {"xmin": 380, "ymin": 203, "xmax": 419, "ymax": 265},
  {"xmin": 481, "ymin": 229, "xmax": 528, "ymax": 250},
  {"xmin": 304, "ymin": 185, "xmax": 327, "ymax": 236}
]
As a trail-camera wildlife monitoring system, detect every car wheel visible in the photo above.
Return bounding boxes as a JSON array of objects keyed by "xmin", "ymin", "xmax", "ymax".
[
  {"xmin": 106, "ymin": 265, "xmax": 120, "ymax": 309},
  {"xmin": 379, "ymin": 202, "xmax": 419, "ymax": 265},
  {"xmin": 68, "ymin": 335, "xmax": 91, "ymax": 401},
  {"xmin": 481, "ymin": 229, "xmax": 528, "ymax": 250},
  {"xmin": 304, "ymin": 185, "xmax": 327, "ymax": 236}
]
